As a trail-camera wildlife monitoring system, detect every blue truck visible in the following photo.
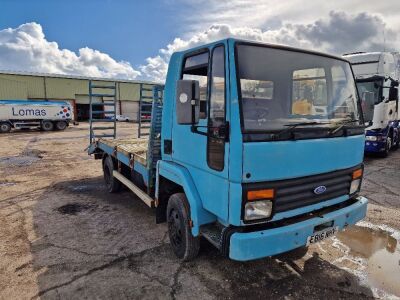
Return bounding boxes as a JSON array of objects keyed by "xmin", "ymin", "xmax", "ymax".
[{"xmin": 88, "ymin": 39, "xmax": 368, "ymax": 261}]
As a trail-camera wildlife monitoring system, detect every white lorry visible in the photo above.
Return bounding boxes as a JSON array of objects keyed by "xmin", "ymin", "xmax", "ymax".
[
  {"xmin": 343, "ymin": 52, "xmax": 400, "ymax": 156},
  {"xmin": 0, "ymin": 100, "xmax": 72, "ymax": 133}
]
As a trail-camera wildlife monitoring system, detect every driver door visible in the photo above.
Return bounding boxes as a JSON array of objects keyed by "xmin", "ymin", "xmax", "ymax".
[{"xmin": 172, "ymin": 43, "xmax": 230, "ymax": 221}]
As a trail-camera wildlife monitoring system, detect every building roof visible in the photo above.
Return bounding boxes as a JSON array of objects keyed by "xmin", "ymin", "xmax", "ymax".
[{"xmin": 0, "ymin": 69, "xmax": 157, "ymax": 85}]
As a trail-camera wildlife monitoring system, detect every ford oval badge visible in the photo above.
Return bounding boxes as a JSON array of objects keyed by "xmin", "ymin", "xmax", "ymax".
[{"xmin": 314, "ymin": 185, "xmax": 327, "ymax": 195}]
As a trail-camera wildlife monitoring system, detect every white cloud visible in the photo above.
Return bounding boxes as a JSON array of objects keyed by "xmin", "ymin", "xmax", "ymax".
[
  {"xmin": 176, "ymin": 0, "xmax": 400, "ymax": 32},
  {"xmin": 0, "ymin": 22, "xmax": 141, "ymax": 80},
  {"xmin": 140, "ymin": 11, "xmax": 400, "ymax": 82}
]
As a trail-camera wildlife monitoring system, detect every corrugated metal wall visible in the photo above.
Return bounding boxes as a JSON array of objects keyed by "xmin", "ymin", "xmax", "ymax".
[
  {"xmin": 0, "ymin": 73, "xmax": 154, "ymax": 102},
  {"xmin": 0, "ymin": 77, "xmax": 28, "ymax": 99}
]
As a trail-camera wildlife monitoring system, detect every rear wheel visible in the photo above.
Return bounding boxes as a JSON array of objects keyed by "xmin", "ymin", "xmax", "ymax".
[
  {"xmin": 392, "ymin": 132, "xmax": 399, "ymax": 150},
  {"xmin": 0, "ymin": 122, "xmax": 11, "ymax": 133},
  {"xmin": 381, "ymin": 136, "xmax": 392, "ymax": 157},
  {"xmin": 55, "ymin": 121, "xmax": 67, "ymax": 130},
  {"xmin": 41, "ymin": 120, "xmax": 54, "ymax": 131},
  {"xmin": 103, "ymin": 156, "xmax": 121, "ymax": 193},
  {"xmin": 167, "ymin": 193, "xmax": 200, "ymax": 261}
]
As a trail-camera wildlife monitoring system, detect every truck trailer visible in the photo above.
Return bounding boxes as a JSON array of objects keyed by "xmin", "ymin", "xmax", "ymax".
[
  {"xmin": 89, "ymin": 39, "xmax": 368, "ymax": 261},
  {"xmin": 0, "ymin": 100, "xmax": 72, "ymax": 133},
  {"xmin": 343, "ymin": 52, "xmax": 400, "ymax": 156}
]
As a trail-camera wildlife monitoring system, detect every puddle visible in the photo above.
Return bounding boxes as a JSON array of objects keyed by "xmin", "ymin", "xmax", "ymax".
[
  {"xmin": 0, "ymin": 149, "xmax": 44, "ymax": 167},
  {"xmin": 0, "ymin": 182, "xmax": 16, "ymax": 187},
  {"xmin": 57, "ymin": 203, "xmax": 91, "ymax": 215},
  {"xmin": 336, "ymin": 225, "xmax": 400, "ymax": 297}
]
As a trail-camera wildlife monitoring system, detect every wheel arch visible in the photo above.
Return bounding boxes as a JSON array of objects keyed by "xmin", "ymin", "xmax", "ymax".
[{"xmin": 156, "ymin": 160, "xmax": 217, "ymax": 236}]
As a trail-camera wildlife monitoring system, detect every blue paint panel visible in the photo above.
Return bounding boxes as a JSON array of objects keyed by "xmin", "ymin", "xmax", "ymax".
[
  {"xmin": 0, "ymin": 100, "xmax": 70, "ymax": 106},
  {"xmin": 169, "ymin": 40, "xmax": 231, "ymax": 223},
  {"xmin": 227, "ymin": 38, "xmax": 243, "ymax": 184},
  {"xmin": 158, "ymin": 160, "xmax": 217, "ymax": 236},
  {"xmin": 243, "ymin": 135, "xmax": 365, "ymax": 182},
  {"xmin": 229, "ymin": 196, "xmax": 368, "ymax": 261}
]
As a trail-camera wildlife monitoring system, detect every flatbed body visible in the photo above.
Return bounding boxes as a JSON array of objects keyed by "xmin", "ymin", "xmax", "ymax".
[{"xmin": 98, "ymin": 138, "xmax": 149, "ymax": 166}]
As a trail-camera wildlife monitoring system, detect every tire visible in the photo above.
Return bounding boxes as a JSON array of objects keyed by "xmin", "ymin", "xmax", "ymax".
[
  {"xmin": 55, "ymin": 121, "xmax": 67, "ymax": 131},
  {"xmin": 0, "ymin": 122, "xmax": 11, "ymax": 133},
  {"xmin": 102, "ymin": 156, "xmax": 121, "ymax": 193},
  {"xmin": 392, "ymin": 133, "xmax": 399, "ymax": 150},
  {"xmin": 167, "ymin": 193, "xmax": 200, "ymax": 261},
  {"xmin": 41, "ymin": 120, "xmax": 54, "ymax": 131},
  {"xmin": 381, "ymin": 136, "xmax": 391, "ymax": 158}
]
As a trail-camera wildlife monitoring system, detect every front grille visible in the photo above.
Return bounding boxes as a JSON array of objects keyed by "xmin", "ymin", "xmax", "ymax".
[{"xmin": 244, "ymin": 165, "xmax": 361, "ymax": 214}]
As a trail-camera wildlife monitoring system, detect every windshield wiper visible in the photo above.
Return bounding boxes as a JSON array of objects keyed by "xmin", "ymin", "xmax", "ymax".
[
  {"xmin": 329, "ymin": 119, "xmax": 360, "ymax": 135},
  {"xmin": 275, "ymin": 121, "xmax": 330, "ymax": 138}
]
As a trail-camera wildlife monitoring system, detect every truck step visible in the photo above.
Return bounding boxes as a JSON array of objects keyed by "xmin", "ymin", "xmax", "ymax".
[
  {"xmin": 91, "ymin": 103, "xmax": 115, "ymax": 106},
  {"xmin": 94, "ymin": 134, "xmax": 115, "ymax": 138},
  {"xmin": 90, "ymin": 93, "xmax": 116, "ymax": 97},
  {"xmin": 201, "ymin": 223, "xmax": 223, "ymax": 249},
  {"xmin": 112, "ymin": 171, "xmax": 154, "ymax": 208},
  {"xmin": 92, "ymin": 110, "xmax": 116, "ymax": 114},
  {"xmin": 141, "ymin": 88, "xmax": 153, "ymax": 92},
  {"xmin": 92, "ymin": 126, "xmax": 115, "ymax": 130},
  {"xmin": 90, "ymin": 85, "xmax": 116, "ymax": 89},
  {"xmin": 91, "ymin": 119, "xmax": 114, "ymax": 122}
]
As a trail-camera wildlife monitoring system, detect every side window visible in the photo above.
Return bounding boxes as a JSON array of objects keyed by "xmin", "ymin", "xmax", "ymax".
[
  {"xmin": 182, "ymin": 51, "xmax": 209, "ymax": 119},
  {"xmin": 207, "ymin": 45, "xmax": 226, "ymax": 171},
  {"xmin": 209, "ymin": 46, "xmax": 225, "ymax": 123}
]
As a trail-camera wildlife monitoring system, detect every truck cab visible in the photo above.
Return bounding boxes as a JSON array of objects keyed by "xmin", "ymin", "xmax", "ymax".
[
  {"xmin": 90, "ymin": 38, "xmax": 368, "ymax": 261},
  {"xmin": 343, "ymin": 52, "xmax": 400, "ymax": 155}
]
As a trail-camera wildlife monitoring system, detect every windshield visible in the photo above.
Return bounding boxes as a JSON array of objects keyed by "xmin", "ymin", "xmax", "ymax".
[
  {"xmin": 236, "ymin": 44, "xmax": 361, "ymax": 132},
  {"xmin": 356, "ymin": 78, "xmax": 383, "ymax": 122}
]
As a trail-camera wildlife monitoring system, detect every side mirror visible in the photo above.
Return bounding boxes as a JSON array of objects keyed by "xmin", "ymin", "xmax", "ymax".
[
  {"xmin": 389, "ymin": 86, "xmax": 399, "ymax": 101},
  {"xmin": 176, "ymin": 80, "xmax": 200, "ymax": 124}
]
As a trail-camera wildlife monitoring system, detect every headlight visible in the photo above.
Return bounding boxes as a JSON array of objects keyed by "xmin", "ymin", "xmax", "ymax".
[
  {"xmin": 366, "ymin": 136, "xmax": 377, "ymax": 141},
  {"xmin": 244, "ymin": 200, "xmax": 273, "ymax": 221},
  {"xmin": 350, "ymin": 179, "xmax": 361, "ymax": 194}
]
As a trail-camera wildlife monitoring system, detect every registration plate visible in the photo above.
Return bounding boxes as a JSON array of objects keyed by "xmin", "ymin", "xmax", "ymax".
[{"xmin": 306, "ymin": 226, "xmax": 338, "ymax": 245}]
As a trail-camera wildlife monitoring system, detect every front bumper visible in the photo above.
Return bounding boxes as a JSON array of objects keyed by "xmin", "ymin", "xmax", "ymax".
[
  {"xmin": 229, "ymin": 196, "xmax": 368, "ymax": 261},
  {"xmin": 365, "ymin": 141, "xmax": 386, "ymax": 153}
]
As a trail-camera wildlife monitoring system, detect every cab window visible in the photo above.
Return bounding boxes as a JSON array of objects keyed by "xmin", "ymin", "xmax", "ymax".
[{"xmin": 182, "ymin": 51, "xmax": 209, "ymax": 119}]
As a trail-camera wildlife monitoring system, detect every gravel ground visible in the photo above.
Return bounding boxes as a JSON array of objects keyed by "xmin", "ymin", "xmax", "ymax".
[{"xmin": 0, "ymin": 123, "xmax": 399, "ymax": 300}]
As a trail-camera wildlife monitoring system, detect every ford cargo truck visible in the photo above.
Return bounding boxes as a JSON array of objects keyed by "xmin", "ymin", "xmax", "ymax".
[
  {"xmin": 343, "ymin": 52, "xmax": 400, "ymax": 156},
  {"xmin": 88, "ymin": 39, "xmax": 368, "ymax": 261}
]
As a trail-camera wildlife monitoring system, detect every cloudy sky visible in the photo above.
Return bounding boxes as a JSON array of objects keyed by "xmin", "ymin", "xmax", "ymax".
[{"xmin": 0, "ymin": 0, "xmax": 399, "ymax": 82}]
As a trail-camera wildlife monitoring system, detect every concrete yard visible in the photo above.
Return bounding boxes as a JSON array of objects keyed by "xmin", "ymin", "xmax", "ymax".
[{"xmin": 0, "ymin": 123, "xmax": 399, "ymax": 300}]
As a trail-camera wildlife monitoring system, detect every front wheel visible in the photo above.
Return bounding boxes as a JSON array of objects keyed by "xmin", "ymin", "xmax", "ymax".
[
  {"xmin": 167, "ymin": 193, "xmax": 200, "ymax": 261},
  {"xmin": 0, "ymin": 122, "xmax": 11, "ymax": 133}
]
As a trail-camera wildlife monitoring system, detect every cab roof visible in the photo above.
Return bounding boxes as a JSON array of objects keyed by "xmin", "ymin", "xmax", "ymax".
[{"xmin": 176, "ymin": 38, "xmax": 347, "ymax": 62}]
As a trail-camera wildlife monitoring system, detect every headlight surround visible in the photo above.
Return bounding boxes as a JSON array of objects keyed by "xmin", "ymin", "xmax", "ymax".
[
  {"xmin": 350, "ymin": 179, "xmax": 361, "ymax": 194},
  {"xmin": 244, "ymin": 200, "xmax": 273, "ymax": 221},
  {"xmin": 366, "ymin": 135, "xmax": 377, "ymax": 141},
  {"xmin": 366, "ymin": 135, "xmax": 386, "ymax": 142}
]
